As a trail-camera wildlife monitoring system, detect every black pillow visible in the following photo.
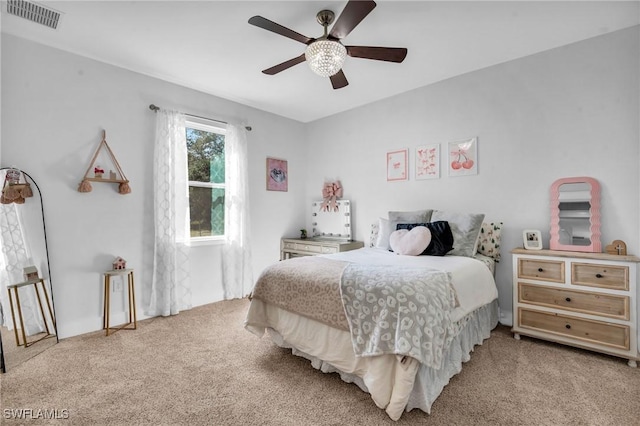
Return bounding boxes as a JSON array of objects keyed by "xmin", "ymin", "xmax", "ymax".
[{"xmin": 395, "ymin": 221, "xmax": 454, "ymax": 256}]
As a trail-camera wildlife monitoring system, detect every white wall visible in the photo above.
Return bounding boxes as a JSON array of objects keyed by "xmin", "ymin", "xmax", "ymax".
[
  {"xmin": 1, "ymin": 34, "xmax": 307, "ymax": 338},
  {"xmin": 2, "ymin": 26, "xmax": 638, "ymax": 339},
  {"xmin": 304, "ymin": 27, "xmax": 640, "ymax": 326}
]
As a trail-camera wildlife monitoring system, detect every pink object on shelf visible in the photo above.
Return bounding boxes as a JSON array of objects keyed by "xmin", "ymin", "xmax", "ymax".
[
  {"xmin": 112, "ymin": 256, "xmax": 127, "ymax": 270},
  {"xmin": 549, "ymin": 176, "xmax": 601, "ymax": 253}
]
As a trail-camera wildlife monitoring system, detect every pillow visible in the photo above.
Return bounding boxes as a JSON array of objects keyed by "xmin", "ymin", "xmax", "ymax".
[
  {"xmin": 396, "ymin": 221, "xmax": 454, "ymax": 256},
  {"xmin": 369, "ymin": 221, "xmax": 380, "ymax": 248},
  {"xmin": 430, "ymin": 210, "xmax": 485, "ymax": 257},
  {"xmin": 476, "ymin": 222, "xmax": 503, "ymax": 262},
  {"xmin": 374, "ymin": 217, "xmax": 392, "ymax": 249},
  {"xmin": 389, "ymin": 226, "xmax": 432, "ymax": 256},
  {"xmin": 382, "ymin": 210, "xmax": 432, "ymax": 250}
]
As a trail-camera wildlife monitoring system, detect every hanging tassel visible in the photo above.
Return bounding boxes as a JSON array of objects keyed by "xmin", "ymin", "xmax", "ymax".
[
  {"xmin": 118, "ymin": 181, "xmax": 131, "ymax": 194},
  {"xmin": 78, "ymin": 179, "xmax": 93, "ymax": 193},
  {"xmin": 2, "ymin": 186, "xmax": 20, "ymax": 201},
  {"xmin": 21, "ymin": 183, "xmax": 33, "ymax": 198}
]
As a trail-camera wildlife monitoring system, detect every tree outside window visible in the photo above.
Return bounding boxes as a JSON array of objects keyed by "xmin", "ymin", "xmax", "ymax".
[{"xmin": 186, "ymin": 122, "xmax": 225, "ymax": 239}]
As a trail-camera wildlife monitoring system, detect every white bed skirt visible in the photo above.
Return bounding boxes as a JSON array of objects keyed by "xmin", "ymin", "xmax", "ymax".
[
  {"xmin": 255, "ymin": 299, "xmax": 499, "ymax": 419},
  {"xmin": 408, "ymin": 299, "xmax": 499, "ymax": 413}
]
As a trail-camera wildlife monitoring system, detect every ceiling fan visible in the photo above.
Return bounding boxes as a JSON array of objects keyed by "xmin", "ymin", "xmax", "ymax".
[{"xmin": 248, "ymin": 0, "xmax": 408, "ymax": 89}]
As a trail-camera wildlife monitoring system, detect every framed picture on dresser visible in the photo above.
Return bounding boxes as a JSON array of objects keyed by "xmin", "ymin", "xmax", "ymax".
[{"xmin": 523, "ymin": 230, "xmax": 542, "ymax": 250}]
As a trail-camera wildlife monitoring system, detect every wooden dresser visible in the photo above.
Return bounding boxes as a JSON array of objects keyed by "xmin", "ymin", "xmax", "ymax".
[
  {"xmin": 511, "ymin": 248, "xmax": 639, "ymax": 366},
  {"xmin": 280, "ymin": 238, "xmax": 364, "ymax": 260}
]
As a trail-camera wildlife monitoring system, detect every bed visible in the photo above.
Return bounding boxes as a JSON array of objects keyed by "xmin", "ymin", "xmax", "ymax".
[{"xmin": 245, "ymin": 212, "xmax": 502, "ymax": 420}]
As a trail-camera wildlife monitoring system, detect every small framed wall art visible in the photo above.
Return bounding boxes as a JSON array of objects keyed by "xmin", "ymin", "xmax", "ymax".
[
  {"xmin": 415, "ymin": 144, "xmax": 440, "ymax": 180},
  {"xmin": 523, "ymin": 229, "xmax": 543, "ymax": 250},
  {"xmin": 448, "ymin": 137, "xmax": 478, "ymax": 177},
  {"xmin": 266, "ymin": 157, "xmax": 288, "ymax": 192},
  {"xmin": 386, "ymin": 149, "xmax": 408, "ymax": 182}
]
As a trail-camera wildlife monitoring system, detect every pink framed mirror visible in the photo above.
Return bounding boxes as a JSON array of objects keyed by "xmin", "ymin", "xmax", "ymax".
[{"xmin": 550, "ymin": 177, "xmax": 601, "ymax": 253}]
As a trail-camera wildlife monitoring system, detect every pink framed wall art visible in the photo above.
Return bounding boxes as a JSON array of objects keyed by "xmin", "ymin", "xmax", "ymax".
[
  {"xmin": 266, "ymin": 157, "xmax": 288, "ymax": 191},
  {"xmin": 386, "ymin": 149, "xmax": 408, "ymax": 182}
]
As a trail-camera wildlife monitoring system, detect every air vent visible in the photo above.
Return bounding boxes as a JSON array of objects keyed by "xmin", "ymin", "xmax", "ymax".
[{"xmin": 7, "ymin": 0, "xmax": 61, "ymax": 29}]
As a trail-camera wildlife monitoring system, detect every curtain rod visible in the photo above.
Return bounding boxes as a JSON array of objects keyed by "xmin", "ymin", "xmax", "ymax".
[{"xmin": 148, "ymin": 104, "xmax": 252, "ymax": 131}]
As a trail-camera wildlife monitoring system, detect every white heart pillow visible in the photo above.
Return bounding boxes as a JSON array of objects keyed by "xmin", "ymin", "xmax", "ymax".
[{"xmin": 389, "ymin": 226, "xmax": 432, "ymax": 256}]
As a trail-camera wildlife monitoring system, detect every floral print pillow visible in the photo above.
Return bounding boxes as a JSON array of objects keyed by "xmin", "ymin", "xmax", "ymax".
[
  {"xmin": 369, "ymin": 221, "xmax": 380, "ymax": 247},
  {"xmin": 476, "ymin": 222, "xmax": 503, "ymax": 262}
]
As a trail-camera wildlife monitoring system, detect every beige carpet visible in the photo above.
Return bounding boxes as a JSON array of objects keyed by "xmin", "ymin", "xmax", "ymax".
[
  {"xmin": 1, "ymin": 298, "xmax": 639, "ymax": 425},
  {"xmin": 1, "ymin": 326, "xmax": 58, "ymax": 372}
]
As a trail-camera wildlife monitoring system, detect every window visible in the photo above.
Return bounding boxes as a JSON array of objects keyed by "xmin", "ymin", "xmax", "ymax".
[{"xmin": 185, "ymin": 118, "xmax": 226, "ymax": 242}]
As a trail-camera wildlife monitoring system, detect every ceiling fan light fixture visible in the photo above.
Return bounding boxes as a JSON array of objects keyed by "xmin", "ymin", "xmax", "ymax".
[
  {"xmin": 249, "ymin": 1, "xmax": 406, "ymax": 89},
  {"xmin": 305, "ymin": 39, "xmax": 347, "ymax": 77}
]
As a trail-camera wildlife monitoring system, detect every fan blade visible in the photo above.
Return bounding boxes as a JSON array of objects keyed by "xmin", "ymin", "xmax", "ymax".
[
  {"xmin": 330, "ymin": 70, "xmax": 349, "ymax": 89},
  {"xmin": 346, "ymin": 46, "xmax": 408, "ymax": 63},
  {"xmin": 248, "ymin": 16, "xmax": 313, "ymax": 45},
  {"xmin": 262, "ymin": 54, "xmax": 306, "ymax": 75},
  {"xmin": 329, "ymin": 0, "xmax": 376, "ymax": 40}
]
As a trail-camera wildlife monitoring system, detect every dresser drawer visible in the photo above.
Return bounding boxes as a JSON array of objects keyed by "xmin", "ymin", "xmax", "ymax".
[
  {"xmin": 518, "ymin": 258, "xmax": 565, "ymax": 283},
  {"xmin": 281, "ymin": 238, "xmax": 364, "ymax": 260},
  {"xmin": 518, "ymin": 308, "xmax": 630, "ymax": 350},
  {"xmin": 518, "ymin": 283, "xmax": 629, "ymax": 320},
  {"xmin": 571, "ymin": 262, "xmax": 628, "ymax": 291},
  {"xmin": 282, "ymin": 241, "xmax": 296, "ymax": 250},
  {"xmin": 294, "ymin": 243, "xmax": 322, "ymax": 253}
]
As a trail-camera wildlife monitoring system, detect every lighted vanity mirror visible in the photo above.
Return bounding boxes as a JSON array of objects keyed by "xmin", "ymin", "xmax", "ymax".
[
  {"xmin": 310, "ymin": 200, "xmax": 352, "ymax": 240},
  {"xmin": 549, "ymin": 176, "xmax": 601, "ymax": 253}
]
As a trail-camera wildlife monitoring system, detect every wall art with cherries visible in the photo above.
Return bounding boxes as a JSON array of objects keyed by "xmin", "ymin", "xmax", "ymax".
[
  {"xmin": 387, "ymin": 137, "xmax": 478, "ymax": 182},
  {"xmin": 448, "ymin": 137, "xmax": 478, "ymax": 177}
]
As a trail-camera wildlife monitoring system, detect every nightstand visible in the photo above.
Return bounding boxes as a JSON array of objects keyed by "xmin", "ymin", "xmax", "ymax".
[{"xmin": 280, "ymin": 238, "xmax": 364, "ymax": 260}]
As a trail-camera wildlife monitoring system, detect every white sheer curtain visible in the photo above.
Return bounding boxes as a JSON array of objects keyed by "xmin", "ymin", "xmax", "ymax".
[
  {"xmin": 147, "ymin": 109, "xmax": 192, "ymax": 316},
  {"xmin": 222, "ymin": 123, "xmax": 253, "ymax": 299}
]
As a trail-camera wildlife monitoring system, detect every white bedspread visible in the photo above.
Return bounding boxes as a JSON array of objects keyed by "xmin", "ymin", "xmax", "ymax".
[{"xmin": 322, "ymin": 248, "xmax": 498, "ymax": 322}]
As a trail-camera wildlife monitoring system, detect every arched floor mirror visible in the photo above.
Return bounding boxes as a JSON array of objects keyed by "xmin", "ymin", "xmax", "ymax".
[{"xmin": 0, "ymin": 168, "xmax": 58, "ymax": 373}]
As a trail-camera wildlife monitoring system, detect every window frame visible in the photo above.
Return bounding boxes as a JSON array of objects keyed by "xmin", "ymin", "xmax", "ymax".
[{"xmin": 185, "ymin": 117, "xmax": 226, "ymax": 245}]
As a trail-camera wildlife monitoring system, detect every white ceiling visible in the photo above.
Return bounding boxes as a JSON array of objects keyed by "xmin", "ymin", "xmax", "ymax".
[{"xmin": 2, "ymin": 1, "xmax": 638, "ymax": 123}]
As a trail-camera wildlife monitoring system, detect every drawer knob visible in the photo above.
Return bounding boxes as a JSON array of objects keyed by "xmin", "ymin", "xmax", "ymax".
[
  {"xmin": 595, "ymin": 273, "xmax": 603, "ymax": 278},
  {"xmin": 537, "ymin": 268, "xmax": 544, "ymax": 272},
  {"xmin": 565, "ymin": 324, "xmax": 571, "ymax": 330},
  {"xmin": 565, "ymin": 297, "xmax": 571, "ymax": 302}
]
